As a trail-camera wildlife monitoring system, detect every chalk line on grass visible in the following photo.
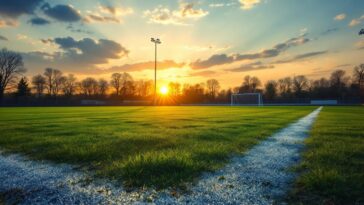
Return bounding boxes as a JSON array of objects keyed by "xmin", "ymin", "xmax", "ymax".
[
  {"xmin": 154, "ymin": 106, "xmax": 322, "ymax": 204},
  {"xmin": 0, "ymin": 107, "xmax": 322, "ymax": 205}
]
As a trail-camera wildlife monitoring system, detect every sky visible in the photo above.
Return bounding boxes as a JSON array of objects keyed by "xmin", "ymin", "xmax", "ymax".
[{"xmin": 0, "ymin": 0, "xmax": 363, "ymax": 88}]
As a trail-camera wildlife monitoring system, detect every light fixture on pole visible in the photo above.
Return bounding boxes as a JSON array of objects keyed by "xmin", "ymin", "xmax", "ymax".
[{"xmin": 151, "ymin": 38, "xmax": 161, "ymax": 105}]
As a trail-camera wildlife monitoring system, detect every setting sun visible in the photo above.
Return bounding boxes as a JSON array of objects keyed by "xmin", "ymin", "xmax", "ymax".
[{"xmin": 160, "ymin": 86, "xmax": 169, "ymax": 95}]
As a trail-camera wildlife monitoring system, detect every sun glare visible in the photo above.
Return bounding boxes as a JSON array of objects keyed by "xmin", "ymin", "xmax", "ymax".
[{"xmin": 160, "ymin": 86, "xmax": 169, "ymax": 95}]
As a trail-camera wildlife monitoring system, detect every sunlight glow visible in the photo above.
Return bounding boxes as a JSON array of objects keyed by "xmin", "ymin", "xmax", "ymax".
[{"xmin": 159, "ymin": 86, "xmax": 169, "ymax": 95}]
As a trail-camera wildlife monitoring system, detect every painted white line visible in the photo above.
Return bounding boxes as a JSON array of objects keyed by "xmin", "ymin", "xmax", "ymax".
[{"xmin": 154, "ymin": 107, "xmax": 322, "ymax": 204}]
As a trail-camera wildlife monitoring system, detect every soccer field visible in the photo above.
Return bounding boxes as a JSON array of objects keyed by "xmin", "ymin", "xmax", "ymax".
[{"xmin": 0, "ymin": 106, "xmax": 314, "ymax": 188}]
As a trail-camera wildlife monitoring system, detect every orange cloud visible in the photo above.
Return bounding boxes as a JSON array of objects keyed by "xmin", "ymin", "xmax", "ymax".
[
  {"xmin": 334, "ymin": 13, "xmax": 346, "ymax": 21},
  {"xmin": 239, "ymin": 0, "xmax": 261, "ymax": 10},
  {"xmin": 191, "ymin": 35, "xmax": 310, "ymax": 69},
  {"xmin": 144, "ymin": 2, "xmax": 208, "ymax": 25}
]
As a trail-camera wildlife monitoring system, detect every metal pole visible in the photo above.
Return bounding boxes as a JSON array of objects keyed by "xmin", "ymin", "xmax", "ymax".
[
  {"xmin": 151, "ymin": 38, "xmax": 161, "ymax": 105},
  {"xmin": 154, "ymin": 42, "xmax": 157, "ymax": 105}
]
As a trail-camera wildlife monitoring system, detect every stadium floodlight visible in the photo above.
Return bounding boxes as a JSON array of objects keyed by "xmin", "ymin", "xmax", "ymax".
[
  {"xmin": 151, "ymin": 37, "xmax": 162, "ymax": 105},
  {"xmin": 231, "ymin": 93, "xmax": 263, "ymax": 106}
]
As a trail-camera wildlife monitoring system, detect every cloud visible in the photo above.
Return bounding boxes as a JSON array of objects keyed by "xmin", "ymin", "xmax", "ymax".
[
  {"xmin": 66, "ymin": 25, "xmax": 93, "ymax": 34},
  {"xmin": 239, "ymin": 0, "xmax": 261, "ymax": 10},
  {"xmin": 144, "ymin": 6, "xmax": 183, "ymax": 25},
  {"xmin": 23, "ymin": 51, "xmax": 55, "ymax": 60},
  {"xmin": 0, "ymin": 35, "xmax": 8, "ymax": 41},
  {"xmin": 226, "ymin": 61, "xmax": 274, "ymax": 72},
  {"xmin": 334, "ymin": 13, "xmax": 346, "ymax": 21},
  {"xmin": 209, "ymin": 3, "xmax": 225, "ymax": 8},
  {"xmin": 181, "ymin": 44, "xmax": 231, "ymax": 52},
  {"xmin": 355, "ymin": 40, "xmax": 364, "ymax": 50},
  {"xmin": 53, "ymin": 37, "xmax": 129, "ymax": 65},
  {"xmin": 22, "ymin": 37, "xmax": 130, "ymax": 74},
  {"xmin": 349, "ymin": 19, "xmax": 361, "ymax": 27},
  {"xmin": 40, "ymin": 38, "xmax": 53, "ymax": 44},
  {"xmin": 322, "ymin": 28, "xmax": 339, "ymax": 35},
  {"xmin": 41, "ymin": 3, "xmax": 82, "ymax": 22},
  {"xmin": 177, "ymin": 2, "xmax": 209, "ymax": 18},
  {"xmin": 190, "ymin": 35, "xmax": 310, "ymax": 69},
  {"xmin": 105, "ymin": 60, "xmax": 185, "ymax": 72},
  {"xmin": 98, "ymin": 5, "xmax": 133, "ymax": 16},
  {"xmin": 84, "ymin": 5, "xmax": 133, "ymax": 24},
  {"xmin": 0, "ymin": 0, "xmax": 43, "ymax": 19},
  {"xmin": 0, "ymin": 19, "xmax": 18, "ymax": 27},
  {"xmin": 209, "ymin": 2, "xmax": 236, "ymax": 8},
  {"xmin": 38, "ymin": 3, "xmax": 132, "ymax": 25},
  {"xmin": 294, "ymin": 51, "xmax": 328, "ymax": 59},
  {"xmin": 17, "ymin": 34, "xmax": 29, "ymax": 40},
  {"xmin": 28, "ymin": 17, "xmax": 50, "ymax": 25},
  {"xmin": 335, "ymin": 64, "xmax": 351, "ymax": 68},
  {"xmin": 306, "ymin": 68, "xmax": 332, "ymax": 78},
  {"xmin": 190, "ymin": 70, "xmax": 217, "ymax": 77},
  {"xmin": 274, "ymin": 50, "xmax": 328, "ymax": 64},
  {"xmin": 349, "ymin": 15, "xmax": 364, "ymax": 27},
  {"xmin": 84, "ymin": 14, "xmax": 120, "ymax": 23},
  {"xmin": 191, "ymin": 54, "xmax": 235, "ymax": 69},
  {"xmin": 144, "ymin": 2, "xmax": 208, "ymax": 25}
]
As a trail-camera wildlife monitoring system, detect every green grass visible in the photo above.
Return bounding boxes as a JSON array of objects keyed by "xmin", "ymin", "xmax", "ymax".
[
  {"xmin": 290, "ymin": 107, "xmax": 364, "ymax": 205},
  {"xmin": 0, "ymin": 106, "xmax": 314, "ymax": 189}
]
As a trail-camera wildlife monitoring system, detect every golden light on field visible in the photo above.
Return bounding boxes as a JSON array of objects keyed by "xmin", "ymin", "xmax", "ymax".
[{"xmin": 160, "ymin": 86, "xmax": 169, "ymax": 95}]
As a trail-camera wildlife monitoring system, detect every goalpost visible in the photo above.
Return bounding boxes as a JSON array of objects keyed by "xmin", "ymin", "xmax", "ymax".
[{"xmin": 231, "ymin": 93, "xmax": 263, "ymax": 106}]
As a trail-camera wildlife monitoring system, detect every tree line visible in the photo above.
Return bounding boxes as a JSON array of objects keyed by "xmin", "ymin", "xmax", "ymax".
[{"xmin": 1, "ymin": 48, "xmax": 363, "ymax": 105}]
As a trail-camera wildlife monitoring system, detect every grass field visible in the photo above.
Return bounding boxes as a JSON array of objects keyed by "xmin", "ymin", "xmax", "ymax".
[
  {"xmin": 0, "ymin": 106, "xmax": 314, "ymax": 189},
  {"xmin": 291, "ymin": 107, "xmax": 364, "ymax": 205}
]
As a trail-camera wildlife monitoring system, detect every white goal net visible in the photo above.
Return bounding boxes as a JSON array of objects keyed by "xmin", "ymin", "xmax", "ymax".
[{"xmin": 231, "ymin": 93, "xmax": 263, "ymax": 106}]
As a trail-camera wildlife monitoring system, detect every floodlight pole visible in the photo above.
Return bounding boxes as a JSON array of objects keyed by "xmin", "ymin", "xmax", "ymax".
[{"xmin": 151, "ymin": 38, "xmax": 161, "ymax": 105}]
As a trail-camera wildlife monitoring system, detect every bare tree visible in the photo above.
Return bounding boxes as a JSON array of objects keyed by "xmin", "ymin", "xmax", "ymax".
[
  {"xmin": 264, "ymin": 80, "xmax": 277, "ymax": 100},
  {"xmin": 120, "ymin": 72, "xmax": 134, "ymax": 96},
  {"xmin": 0, "ymin": 48, "xmax": 26, "ymax": 99},
  {"xmin": 110, "ymin": 73, "xmax": 122, "ymax": 96},
  {"xmin": 62, "ymin": 74, "xmax": 77, "ymax": 96},
  {"xmin": 329, "ymin": 69, "xmax": 350, "ymax": 98},
  {"xmin": 250, "ymin": 77, "xmax": 261, "ymax": 92},
  {"xmin": 32, "ymin": 74, "xmax": 46, "ymax": 97},
  {"xmin": 206, "ymin": 79, "xmax": 220, "ymax": 98},
  {"xmin": 353, "ymin": 64, "xmax": 364, "ymax": 89},
  {"xmin": 278, "ymin": 77, "xmax": 292, "ymax": 95},
  {"xmin": 43, "ymin": 68, "xmax": 64, "ymax": 96},
  {"xmin": 293, "ymin": 75, "xmax": 308, "ymax": 96},
  {"xmin": 168, "ymin": 82, "xmax": 181, "ymax": 97},
  {"xmin": 241, "ymin": 75, "xmax": 252, "ymax": 92},
  {"xmin": 92, "ymin": 79, "xmax": 99, "ymax": 95},
  {"xmin": 136, "ymin": 80, "xmax": 153, "ymax": 97},
  {"xmin": 241, "ymin": 75, "xmax": 261, "ymax": 92},
  {"xmin": 43, "ymin": 68, "xmax": 54, "ymax": 95},
  {"xmin": 182, "ymin": 83, "xmax": 205, "ymax": 103},
  {"xmin": 233, "ymin": 86, "xmax": 240, "ymax": 94},
  {"xmin": 81, "ymin": 77, "xmax": 98, "ymax": 96},
  {"xmin": 312, "ymin": 77, "xmax": 330, "ymax": 88},
  {"xmin": 52, "ymin": 69, "xmax": 64, "ymax": 96},
  {"xmin": 330, "ymin": 70, "xmax": 349, "ymax": 88},
  {"xmin": 98, "ymin": 79, "xmax": 109, "ymax": 96}
]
